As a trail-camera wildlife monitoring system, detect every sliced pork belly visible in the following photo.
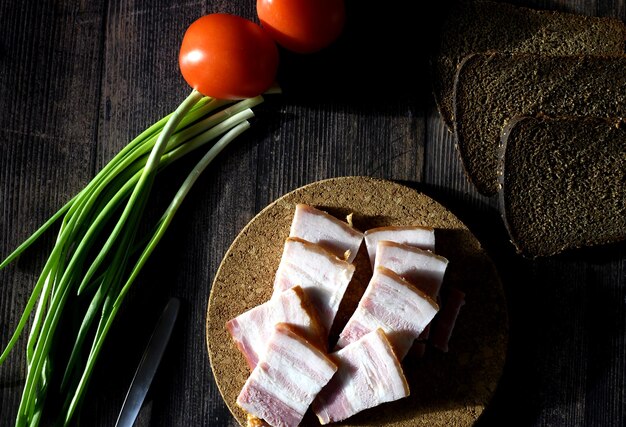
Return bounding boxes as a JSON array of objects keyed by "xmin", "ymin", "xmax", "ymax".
[
  {"xmin": 312, "ymin": 328, "xmax": 409, "ymax": 424},
  {"xmin": 374, "ymin": 241, "xmax": 448, "ymax": 299},
  {"xmin": 289, "ymin": 204, "xmax": 363, "ymax": 263},
  {"xmin": 431, "ymin": 287, "xmax": 466, "ymax": 352},
  {"xmin": 364, "ymin": 225, "xmax": 435, "ymax": 267},
  {"xmin": 273, "ymin": 237, "xmax": 355, "ymax": 333},
  {"xmin": 226, "ymin": 286, "xmax": 325, "ymax": 369},
  {"xmin": 336, "ymin": 267, "xmax": 439, "ymax": 359},
  {"xmin": 237, "ymin": 323, "xmax": 337, "ymax": 427},
  {"xmin": 374, "ymin": 241, "xmax": 448, "ymax": 356}
]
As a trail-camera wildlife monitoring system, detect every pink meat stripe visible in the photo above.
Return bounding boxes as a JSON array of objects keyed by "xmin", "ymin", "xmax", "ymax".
[
  {"xmin": 374, "ymin": 241, "xmax": 448, "ymax": 299},
  {"xmin": 336, "ymin": 267, "xmax": 439, "ymax": 360},
  {"xmin": 364, "ymin": 225, "xmax": 435, "ymax": 267},
  {"xmin": 273, "ymin": 237, "xmax": 355, "ymax": 333},
  {"xmin": 289, "ymin": 204, "xmax": 364, "ymax": 263},
  {"xmin": 312, "ymin": 329, "xmax": 409, "ymax": 424},
  {"xmin": 237, "ymin": 324, "xmax": 337, "ymax": 427},
  {"xmin": 226, "ymin": 286, "xmax": 324, "ymax": 369}
]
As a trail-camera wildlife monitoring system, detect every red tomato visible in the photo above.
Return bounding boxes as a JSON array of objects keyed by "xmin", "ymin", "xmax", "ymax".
[
  {"xmin": 256, "ymin": 0, "xmax": 345, "ymax": 54},
  {"xmin": 179, "ymin": 14, "xmax": 279, "ymax": 99}
]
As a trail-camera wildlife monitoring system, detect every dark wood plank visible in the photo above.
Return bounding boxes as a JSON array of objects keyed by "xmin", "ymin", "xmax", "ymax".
[
  {"xmin": 81, "ymin": 1, "xmax": 226, "ymax": 426},
  {"xmin": 424, "ymin": 2, "xmax": 626, "ymax": 426},
  {"xmin": 0, "ymin": 0, "xmax": 625, "ymax": 426},
  {"xmin": 88, "ymin": 2, "xmax": 428, "ymax": 426},
  {"xmin": 0, "ymin": 0, "xmax": 106, "ymax": 422}
]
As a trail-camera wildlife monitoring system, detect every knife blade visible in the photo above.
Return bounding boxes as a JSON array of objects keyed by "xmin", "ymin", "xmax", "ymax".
[{"xmin": 115, "ymin": 297, "xmax": 180, "ymax": 427}]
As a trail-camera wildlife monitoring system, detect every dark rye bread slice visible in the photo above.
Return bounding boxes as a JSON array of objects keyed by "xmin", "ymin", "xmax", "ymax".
[
  {"xmin": 499, "ymin": 116, "xmax": 626, "ymax": 258},
  {"xmin": 432, "ymin": 0, "xmax": 626, "ymax": 129},
  {"xmin": 453, "ymin": 53, "xmax": 626, "ymax": 196}
]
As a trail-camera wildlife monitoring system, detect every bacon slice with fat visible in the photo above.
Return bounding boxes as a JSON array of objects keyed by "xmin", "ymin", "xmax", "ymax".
[
  {"xmin": 336, "ymin": 267, "xmax": 439, "ymax": 359},
  {"xmin": 370, "ymin": 234, "xmax": 445, "ymax": 357},
  {"xmin": 226, "ymin": 286, "xmax": 326, "ymax": 369},
  {"xmin": 312, "ymin": 328, "xmax": 409, "ymax": 424},
  {"xmin": 237, "ymin": 323, "xmax": 337, "ymax": 427},
  {"xmin": 364, "ymin": 225, "xmax": 435, "ymax": 267},
  {"xmin": 273, "ymin": 237, "xmax": 355, "ymax": 333},
  {"xmin": 289, "ymin": 204, "xmax": 363, "ymax": 263},
  {"xmin": 374, "ymin": 240, "xmax": 448, "ymax": 300}
]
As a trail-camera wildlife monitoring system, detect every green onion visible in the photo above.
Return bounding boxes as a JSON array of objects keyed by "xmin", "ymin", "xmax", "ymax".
[{"xmin": 0, "ymin": 89, "xmax": 263, "ymax": 426}]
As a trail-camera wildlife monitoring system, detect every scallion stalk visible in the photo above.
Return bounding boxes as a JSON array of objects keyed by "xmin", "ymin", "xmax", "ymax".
[{"xmin": 0, "ymin": 90, "xmax": 264, "ymax": 426}]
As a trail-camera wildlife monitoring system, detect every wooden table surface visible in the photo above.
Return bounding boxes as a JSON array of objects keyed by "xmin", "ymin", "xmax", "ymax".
[{"xmin": 1, "ymin": 0, "xmax": 624, "ymax": 426}]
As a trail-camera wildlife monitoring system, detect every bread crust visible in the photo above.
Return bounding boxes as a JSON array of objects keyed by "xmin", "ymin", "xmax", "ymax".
[
  {"xmin": 432, "ymin": 0, "xmax": 626, "ymax": 130},
  {"xmin": 498, "ymin": 116, "xmax": 626, "ymax": 257},
  {"xmin": 453, "ymin": 53, "xmax": 626, "ymax": 196}
]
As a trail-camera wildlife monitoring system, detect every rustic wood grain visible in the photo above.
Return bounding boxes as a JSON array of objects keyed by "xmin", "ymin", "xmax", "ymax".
[
  {"xmin": 0, "ymin": 0, "xmax": 624, "ymax": 426},
  {"xmin": 0, "ymin": 0, "xmax": 106, "ymax": 422}
]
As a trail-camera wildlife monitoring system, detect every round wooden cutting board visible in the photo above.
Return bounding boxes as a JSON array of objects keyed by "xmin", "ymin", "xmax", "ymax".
[{"xmin": 206, "ymin": 177, "xmax": 508, "ymax": 426}]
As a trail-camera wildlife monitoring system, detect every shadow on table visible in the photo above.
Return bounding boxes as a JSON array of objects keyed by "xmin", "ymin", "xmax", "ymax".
[
  {"xmin": 401, "ymin": 181, "xmax": 626, "ymax": 426},
  {"xmin": 275, "ymin": 0, "xmax": 455, "ymax": 104}
]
